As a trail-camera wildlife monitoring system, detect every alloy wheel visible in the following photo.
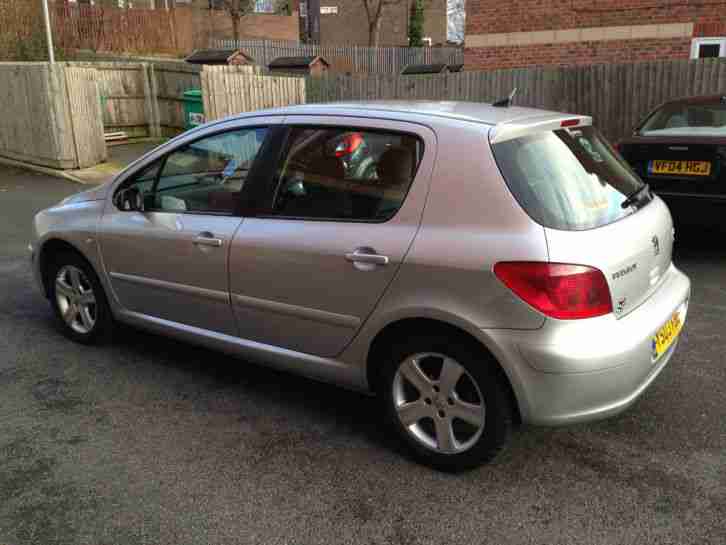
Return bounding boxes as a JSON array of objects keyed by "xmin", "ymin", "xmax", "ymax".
[
  {"xmin": 392, "ymin": 352, "xmax": 486, "ymax": 454},
  {"xmin": 55, "ymin": 265, "xmax": 97, "ymax": 335}
]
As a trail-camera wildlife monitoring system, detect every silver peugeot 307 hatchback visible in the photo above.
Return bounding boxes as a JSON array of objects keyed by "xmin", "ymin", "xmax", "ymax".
[{"xmin": 30, "ymin": 101, "xmax": 690, "ymax": 470}]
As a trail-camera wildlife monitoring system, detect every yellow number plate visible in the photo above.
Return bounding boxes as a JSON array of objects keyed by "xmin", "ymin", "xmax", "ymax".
[
  {"xmin": 652, "ymin": 303, "xmax": 687, "ymax": 362},
  {"xmin": 649, "ymin": 160, "xmax": 711, "ymax": 177}
]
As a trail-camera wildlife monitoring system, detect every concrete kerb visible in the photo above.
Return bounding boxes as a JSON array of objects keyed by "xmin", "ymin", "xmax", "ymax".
[{"xmin": 0, "ymin": 156, "xmax": 90, "ymax": 185}]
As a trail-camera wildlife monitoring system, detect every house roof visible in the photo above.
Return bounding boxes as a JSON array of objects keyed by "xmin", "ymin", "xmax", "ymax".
[
  {"xmin": 401, "ymin": 63, "xmax": 448, "ymax": 75},
  {"xmin": 185, "ymin": 49, "xmax": 254, "ymax": 65},
  {"xmin": 268, "ymin": 56, "xmax": 329, "ymax": 69}
]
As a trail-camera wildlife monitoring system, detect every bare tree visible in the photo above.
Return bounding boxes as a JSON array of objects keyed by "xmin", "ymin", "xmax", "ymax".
[
  {"xmin": 361, "ymin": 0, "xmax": 402, "ymax": 47},
  {"xmin": 218, "ymin": 0, "xmax": 257, "ymax": 42}
]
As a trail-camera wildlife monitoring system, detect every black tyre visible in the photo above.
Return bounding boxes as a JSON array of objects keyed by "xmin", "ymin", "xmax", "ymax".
[
  {"xmin": 47, "ymin": 251, "xmax": 113, "ymax": 345},
  {"xmin": 380, "ymin": 332, "xmax": 513, "ymax": 472}
]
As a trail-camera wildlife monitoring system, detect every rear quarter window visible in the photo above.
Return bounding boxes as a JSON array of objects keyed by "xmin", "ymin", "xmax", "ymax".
[{"xmin": 492, "ymin": 127, "xmax": 647, "ymax": 231}]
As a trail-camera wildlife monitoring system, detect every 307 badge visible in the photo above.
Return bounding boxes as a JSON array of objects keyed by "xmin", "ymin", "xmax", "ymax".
[{"xmin": 652, "ymin": 301, "xmax": 688, "ymax": 362}]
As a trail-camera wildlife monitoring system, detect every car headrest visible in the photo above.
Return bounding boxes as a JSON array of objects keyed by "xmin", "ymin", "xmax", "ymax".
[
  {"xmin": 377, "ymin": 147, "xmax": 413, "ymax": 188},
  {"xmin": 311, "ymin": 155, "xmax": 345, "ymax": 180}
]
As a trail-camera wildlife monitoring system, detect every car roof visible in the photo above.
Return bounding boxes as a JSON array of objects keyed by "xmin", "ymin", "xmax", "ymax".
[
  {"xmin": 662, "ymin": 95, "xmax": 726, "ymax": 107},
  {"xmin": 226, "ymin": 100, "xmax": 582, "ymax": 128}
]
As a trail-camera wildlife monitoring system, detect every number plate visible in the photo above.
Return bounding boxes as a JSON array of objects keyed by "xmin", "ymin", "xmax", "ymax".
[
  {"xmin": 648, "ymin": 160, "xmax": 711, "ymax": 177},
  {"xmin": 651, "ymin": 302, "xmax": 687, "ymax": 362}
]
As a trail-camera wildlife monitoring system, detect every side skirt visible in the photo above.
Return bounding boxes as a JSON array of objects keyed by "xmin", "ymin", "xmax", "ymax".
[{"xmin": 115, "ymin": 309, "xmax": 369, "ymax": 392}]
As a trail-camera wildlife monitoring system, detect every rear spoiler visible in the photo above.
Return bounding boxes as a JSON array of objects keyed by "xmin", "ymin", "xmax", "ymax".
[{"xmin": 489, "ymin": 115, "xmax": 593, "ymax": 145}]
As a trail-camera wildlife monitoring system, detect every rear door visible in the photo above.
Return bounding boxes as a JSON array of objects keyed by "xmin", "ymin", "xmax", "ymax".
[{"xmin": 229, "ymin": 116, "xmax": 436, "ymax": 358}]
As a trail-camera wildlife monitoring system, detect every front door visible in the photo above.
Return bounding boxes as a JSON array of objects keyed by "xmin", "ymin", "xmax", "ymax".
[
  {"xmin": 100, "ymin": 124, "xmax": 272, "ymax": 336},
  {"xmin": 229, "ymin": 117, "xmax": 436, "ymax": 357}
]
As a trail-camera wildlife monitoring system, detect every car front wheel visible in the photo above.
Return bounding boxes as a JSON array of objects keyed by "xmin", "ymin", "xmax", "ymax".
[{"xmin": 48, "ymin": 252, "xmax": 113, "ymax": 344}]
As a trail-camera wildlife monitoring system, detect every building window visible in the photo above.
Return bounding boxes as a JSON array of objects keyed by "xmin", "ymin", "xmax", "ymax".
[
  {"xmin": 255, "ymin": 0, "xmax": 275, "ymax": 12},
  {"xmin": 691, "ymin": 38, "xmax": 726, "ymax": 59}
]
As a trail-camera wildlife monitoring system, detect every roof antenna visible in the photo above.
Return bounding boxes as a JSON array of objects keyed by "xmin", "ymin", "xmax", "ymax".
[{"xmin": 493, "ymin": 87, "xmax": 518, "ymax": 108}]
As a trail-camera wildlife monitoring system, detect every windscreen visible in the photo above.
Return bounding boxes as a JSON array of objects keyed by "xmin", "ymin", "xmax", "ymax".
[
  {"xmin": 640, "ymin": 101, "xmax": 726, "ymax": 137},
  {"xmin": 492, "ymin": 126, "xmax": 649, "ymax": 231}
]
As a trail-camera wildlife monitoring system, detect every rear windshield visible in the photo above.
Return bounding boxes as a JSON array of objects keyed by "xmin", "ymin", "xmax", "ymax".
[
  {"xmin": 492, "ymin": 126, "xmax": 648, "ymax": 231},
  {"xmin": 640, "ymin": 101, "xmax": 726, "ymax": 137}
]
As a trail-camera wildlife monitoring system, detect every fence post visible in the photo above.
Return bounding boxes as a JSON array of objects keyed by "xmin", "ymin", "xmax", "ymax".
[
  {"xmin": 143, "ymin": 63, "xmax": 161, "ymax": 138},
  {"xmin": 63, "ymin": 65, "xmax": 108, "ymax": 168}
]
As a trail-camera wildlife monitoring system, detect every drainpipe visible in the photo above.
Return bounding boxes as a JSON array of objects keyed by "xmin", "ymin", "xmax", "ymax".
[{"xmin": 42, "ymin": 0, "xmax": 55, "ymax": 63}]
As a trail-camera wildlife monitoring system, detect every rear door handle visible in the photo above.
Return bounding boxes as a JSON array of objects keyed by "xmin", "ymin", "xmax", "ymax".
[
  {"xmin": 193, "ymin": 232, "xmax": 223, "ymax": 248},
  {"xmin": 345, "ymin": 248, "xmax": 389, "ymax": 266}
]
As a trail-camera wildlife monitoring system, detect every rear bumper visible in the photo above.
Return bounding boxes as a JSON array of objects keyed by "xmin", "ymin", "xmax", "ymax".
[{"xmin": 483, "ymin": 263, "xmax": 690, "ymax": 426}]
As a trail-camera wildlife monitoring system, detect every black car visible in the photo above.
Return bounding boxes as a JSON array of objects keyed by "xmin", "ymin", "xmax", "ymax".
[{"xmin": 618, "ymin": 95, "xmax": 726, "ymax": 230}]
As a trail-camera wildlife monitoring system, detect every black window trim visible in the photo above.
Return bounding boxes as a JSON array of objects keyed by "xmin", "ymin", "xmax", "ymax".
[
  {"xmin": 254, "ymin": 123, "xmax": 426, "ymax": 224},
  {"xmin": 112, "ymin": 124, "xmax": 275, "ymax": 217}
]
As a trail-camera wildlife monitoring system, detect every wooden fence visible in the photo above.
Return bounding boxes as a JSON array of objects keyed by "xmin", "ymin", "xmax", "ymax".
[
  {"xmin": 53, "ymin": 4, "xmax": 182, "ymax": 55},
  {"xmin": 201, "ymin": 66, "xmax": 305, "ymax": 122},
  {"xmin": 212, "ymin": 39, "xmax": 464, "ymax": 74},
  {"xmin": 0, "ymin": 63, "xmax": 106, "ymax": 169},
  {"xmin": 67, "ymin": 60, "xmax": 202, "ymax": 137},
  {"xmin": 4, "ymin": 58, "xmax": 725, "ymax": 171},
  {"xmin": 204, "ymin": 58, "xmax": 726, "ymax": 142},
  {"xmin": 64, "ymin": 67, "xmax": 107, "ymax": 167}
]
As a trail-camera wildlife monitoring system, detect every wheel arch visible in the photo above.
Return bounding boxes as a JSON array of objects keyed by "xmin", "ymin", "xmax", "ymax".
[
  {"xmin": 38, "ymin": 238, "xmax": 95, "ymax": 298},
  {"xmin": 365, "ymin": 317, "xmax": 522, "ymax": 424}
]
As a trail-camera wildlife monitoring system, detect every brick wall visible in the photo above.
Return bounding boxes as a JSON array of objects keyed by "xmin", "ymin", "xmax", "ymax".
[
  {"xmin": 465, "ymin": 0, "xmax": 726, "ymax": 70},
  {"xmin": 177, "ymin": 7, "xmax": 300, "ymax": 51},
  {"xmin": 319, "ymin": 0, "xmax": 447, "ymax": 46},
  {"xmin": 466, "ymin": 38, "xmax": 692, "ymax": 70}
]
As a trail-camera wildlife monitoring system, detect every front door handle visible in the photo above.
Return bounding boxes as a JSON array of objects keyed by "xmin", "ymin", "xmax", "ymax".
[
  {"xmin": 345, "ymin": 248, "xmax": 389, "ymax": 268},
  {"xmin": 193, "ymin": 232, "xmax": 223, "ymax": 248}
]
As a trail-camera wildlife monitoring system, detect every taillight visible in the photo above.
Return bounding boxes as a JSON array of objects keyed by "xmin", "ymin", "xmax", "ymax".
[
  {"xmin": 493, "ymin": 262, "xmax": 613, "ymax": 320},
  {"xmin": 334, "ymin": 132, "xmax": 363, "ymax": 158}
]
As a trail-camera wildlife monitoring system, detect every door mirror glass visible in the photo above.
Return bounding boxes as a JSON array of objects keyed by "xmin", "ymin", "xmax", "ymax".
[{"xmin": 115, "ymin": 186, "xmax": 144, "ymax": 212}]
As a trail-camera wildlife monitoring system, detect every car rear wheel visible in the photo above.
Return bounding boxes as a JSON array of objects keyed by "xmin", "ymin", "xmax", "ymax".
[
  {"xmin": 48, "ymin": 252, "xmax": 113, "ymax": 344},
  {"xmin": 380, "ymin": 334, "xmax": 512, "ymax": 471}
]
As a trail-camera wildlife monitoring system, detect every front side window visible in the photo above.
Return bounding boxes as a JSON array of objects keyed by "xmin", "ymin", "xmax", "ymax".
[
  {"xmin": 493, "ymin": 126, "xmax": 648, "ymax": 231},
  {"xmin": 639, "ymin": 101, "xmax": 726, "ymax": 137},
  {"xmin": 118, "ymin": 127, "xmax": 268, "ymax": 215},
  {"xmin": 269, "ymin": 127, "xmax": 423, "ymax": 221}
]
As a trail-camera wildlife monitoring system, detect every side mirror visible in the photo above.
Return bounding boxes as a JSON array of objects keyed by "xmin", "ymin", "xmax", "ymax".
[{"xmin": 115, "ymin": 186, "xmax": 144, "ymax": 212}]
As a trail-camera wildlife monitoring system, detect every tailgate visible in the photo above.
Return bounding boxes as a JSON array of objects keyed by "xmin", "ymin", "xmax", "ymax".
[{"xmin": 544, "ymin": 197, "xmax": 674, "ymax": 318}]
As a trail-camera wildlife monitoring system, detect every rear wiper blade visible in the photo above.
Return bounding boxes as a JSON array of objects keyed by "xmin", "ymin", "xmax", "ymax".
[{"xmin": 621, "ymin": 183, "xmax": 650, "ymax": 209}]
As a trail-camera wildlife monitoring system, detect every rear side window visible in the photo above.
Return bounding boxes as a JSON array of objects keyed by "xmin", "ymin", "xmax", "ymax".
[
  {"xmin": 269, "ymin": 126, "xmax": 423, "ymax": 221},
  {"xmin": 492, "ymin": 127, "xmax": 647, "ymax": 231}
]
